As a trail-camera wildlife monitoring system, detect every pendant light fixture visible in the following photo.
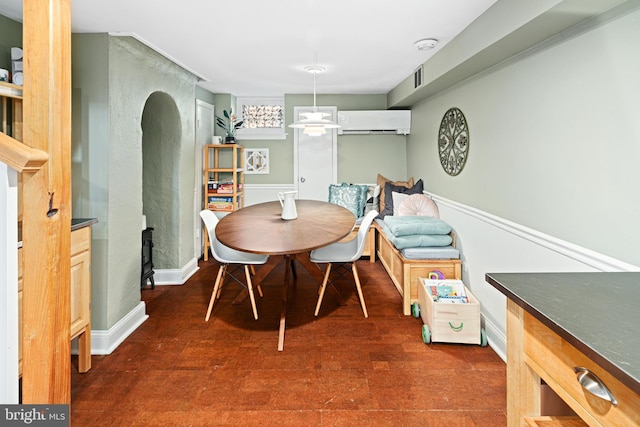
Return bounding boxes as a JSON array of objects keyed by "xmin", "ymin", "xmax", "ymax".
[{"xmin": 289, "ymin": 65, "xmax": 340, "ymax": 136}]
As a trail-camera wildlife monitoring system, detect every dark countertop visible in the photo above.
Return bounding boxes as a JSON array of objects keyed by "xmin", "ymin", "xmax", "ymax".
[
  {"xmin": 18, "ymin": 218, "xmax": 98, "ymax": 247},
  {"xmin": 71, "ymin": 218, "xmax": 98, "ymax": 231},
  {"xmin": 486, "ymin": 272, "xmax": 640, "ymax": 395}
]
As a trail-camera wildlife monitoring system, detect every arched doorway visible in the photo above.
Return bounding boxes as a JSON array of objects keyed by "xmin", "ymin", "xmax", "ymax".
[{"xmin": 141, "ymin": 92, "xmax": 182, "ymax": 269}]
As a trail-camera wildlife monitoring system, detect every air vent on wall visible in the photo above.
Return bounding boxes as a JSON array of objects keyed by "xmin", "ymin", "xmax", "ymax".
[{"xmin": 414, "ymin": 65, "xmax": 423, "ymax": 89}]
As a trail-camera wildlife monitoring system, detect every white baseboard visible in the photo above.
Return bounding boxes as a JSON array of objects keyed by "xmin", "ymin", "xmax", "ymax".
[
  {"xmin": 72, "ymin": 301, "xmax": 148, "ymax": 355},
  {"xmin": 152, "ymin": 257, "xmax": 199, "ymax": 286},
  {"xmin": 482, "ymin": 314, "xmax": 506, "ymax": 361}
]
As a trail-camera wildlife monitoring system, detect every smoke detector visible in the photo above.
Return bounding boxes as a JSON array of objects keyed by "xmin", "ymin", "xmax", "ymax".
[{"xmin": 414, "ymin": 38, "xmax": 438, "ymax": 51}]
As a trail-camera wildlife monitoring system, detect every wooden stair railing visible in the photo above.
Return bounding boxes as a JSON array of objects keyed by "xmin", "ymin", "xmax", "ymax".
[
  {"xmin": 0, "ymin": 82, "xmax": 47, "ymax": 172},
  {"xmin": 0, "ymin": 132, "xmax": 48, "ymax": 172}
]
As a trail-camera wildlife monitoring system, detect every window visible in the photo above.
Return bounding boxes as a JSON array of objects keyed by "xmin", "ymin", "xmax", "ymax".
[{"xmin": 235, "ymin": 97, "xmax": 286, "ymax": 140}]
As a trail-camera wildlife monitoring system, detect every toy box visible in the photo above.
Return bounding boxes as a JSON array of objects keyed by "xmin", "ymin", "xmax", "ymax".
[{"xmin": 415, "ymin": 277, "xmax": 486, "ymax": 346}]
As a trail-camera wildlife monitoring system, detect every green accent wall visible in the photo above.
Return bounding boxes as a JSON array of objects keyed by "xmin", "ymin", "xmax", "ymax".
[
  {"xmin": 238, "ymin": 93, "xmax": 408, "ymax": 185},
  {"xmin": 0, "ymin": 14, "xmax": 21, "ymax": 71},
  {"xmin": 72, "ymin": 34, "xmax": 199, "ymax": 329},
  {"xmin": 406, "ymin": 2, "xmax": 640, "ymax": 266}
]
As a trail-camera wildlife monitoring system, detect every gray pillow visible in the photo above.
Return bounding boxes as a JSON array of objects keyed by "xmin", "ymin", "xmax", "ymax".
[{"xmin": 378, "ymin": 179, "xmax": 424, "ymax": 219}]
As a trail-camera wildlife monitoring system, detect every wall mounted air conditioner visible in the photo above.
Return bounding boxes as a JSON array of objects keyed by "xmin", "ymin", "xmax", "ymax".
[{"xmin": 337, "ymin": 110, "xmax": 411, "ymax": 135}]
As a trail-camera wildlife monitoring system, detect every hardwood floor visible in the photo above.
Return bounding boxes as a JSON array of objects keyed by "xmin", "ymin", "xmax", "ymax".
[{"xmin": 71, "ymin": 257, "xmax": 506, "ymax": 426}]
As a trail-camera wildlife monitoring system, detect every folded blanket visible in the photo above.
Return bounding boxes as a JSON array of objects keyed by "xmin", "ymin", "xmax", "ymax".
[
  {"xmin": 384, "ymin": 215, "xmax": 452, "ymax": 237},
  {"xmin": 385, "ymin": 228, "xmax": 453, "ymax": 249}
]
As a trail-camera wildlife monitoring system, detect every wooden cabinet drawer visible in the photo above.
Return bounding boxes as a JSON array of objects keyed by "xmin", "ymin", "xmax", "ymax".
[
  {"xmin": 524, "ymin": 416, "xmax": 587, "ymax": 426},
  {"xmin": 524, "ymin": 312, "xmax": 640, "ymax": 426}
]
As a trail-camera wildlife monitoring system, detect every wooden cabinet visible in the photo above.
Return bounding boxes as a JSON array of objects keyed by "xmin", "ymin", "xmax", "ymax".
[
  {"xmin": 18, "ymin": 225, "xmax": 93, "ymax": 375},
  {"xmin": 522, "ymin": 307, "xmax": 639, "ymax": 426},
  {"xmin": 69, "ymin": 226, "xmax": 92, "ymax": 373},
  {"xmin": 203, "ymin": 144, "xmax": 244, "ymax": 260},
  {"xmin": 487, "ymin": 273, "xmax": 640, "ymax": 427}
]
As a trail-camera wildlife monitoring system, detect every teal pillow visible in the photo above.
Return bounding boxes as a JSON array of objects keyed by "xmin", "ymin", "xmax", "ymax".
[{"xmin": 328, "ymin": 183, "xmax": 368, "ymax": 218}]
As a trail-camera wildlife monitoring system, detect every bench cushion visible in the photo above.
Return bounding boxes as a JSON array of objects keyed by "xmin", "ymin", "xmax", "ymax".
[{"xmin": 401, "ymin": 246, "xmax": 460, "ymax": 260}]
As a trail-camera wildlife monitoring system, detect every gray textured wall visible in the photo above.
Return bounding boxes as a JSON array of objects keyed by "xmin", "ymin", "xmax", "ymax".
[
  {"xmin": 72, "ymin": 34, "xmax": 198, "ymax": 329},
  {"xmin": 247, "ymin": 93, "xmax": 409, "ymax": 185}
]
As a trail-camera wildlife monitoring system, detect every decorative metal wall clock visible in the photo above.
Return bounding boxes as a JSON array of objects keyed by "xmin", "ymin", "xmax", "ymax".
[{"xmin": 438, "ymin": 107, "xmax": 469, "ymax": 176}]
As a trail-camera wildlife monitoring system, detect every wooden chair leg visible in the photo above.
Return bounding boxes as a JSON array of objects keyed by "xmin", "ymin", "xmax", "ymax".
[
  {"xmin": 245, "ymin": 265, "xmax": 259, "ymax": 320},
  {"xmin": 206, "ymin": 264, "xmax": 226, "ymax": 321},
  {"xmin": 314, "ymin": 263, "xmax": 332, "ymax": 316},
  {"xmin": 249, "ymin": 265, "xmax": 264, "ymax": 298},
  {"xmin": 352, "ymin": 263, "xmax": 368, "ymax": 318}
]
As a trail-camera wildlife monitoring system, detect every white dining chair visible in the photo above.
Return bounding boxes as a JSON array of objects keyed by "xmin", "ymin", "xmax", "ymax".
[
  {"xmin": 200, "ymin": 209, "xmax": 268, "ymax": 321},
  {"xmin": 310, "ymin": 210, "xmax": 378, "ymax": 318}
]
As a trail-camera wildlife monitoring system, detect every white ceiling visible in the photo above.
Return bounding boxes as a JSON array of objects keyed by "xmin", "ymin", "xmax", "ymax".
[{"xmin": 0, "ymin": 0, "xmax": 498, "ymax": 96}]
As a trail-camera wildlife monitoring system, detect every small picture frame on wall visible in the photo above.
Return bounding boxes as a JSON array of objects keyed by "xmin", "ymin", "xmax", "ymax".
[{"xmin": 244, "ymin": 148, "xmax": 269, "ymax": 174}]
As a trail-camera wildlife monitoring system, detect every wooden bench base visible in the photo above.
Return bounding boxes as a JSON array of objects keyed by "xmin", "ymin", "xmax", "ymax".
[{"xmin": 373, "ymin": 222, "xmax": 461, "ymax": 315}]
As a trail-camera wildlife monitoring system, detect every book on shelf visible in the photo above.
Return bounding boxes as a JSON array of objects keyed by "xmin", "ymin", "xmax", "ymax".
[
  {"xmin": 217, "ymin": 182, "xmax": 243, "ymax": 194},
  {"xmin": 208, "ymin": 196, "xmax": 233, "ymax": 211}
]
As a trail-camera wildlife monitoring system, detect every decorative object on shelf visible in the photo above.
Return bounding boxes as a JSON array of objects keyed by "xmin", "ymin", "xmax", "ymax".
[
  {"xmin": 438, "ymin": 107, "xmax": 469, "ymax": 176},
  {"xmin": 244, "ymin": 148, "xmax": 269, "ymax": 174},
  {"xmin": 288, "ymin": 65, "xmax": 340, "ymax": 136},
  {"xmin": 216, "ymin": 108, "xmax": 243, "ymax": 143},
  {"xmin": 11, "ymin": 47, "xmax": 23, "ymax": 86}
]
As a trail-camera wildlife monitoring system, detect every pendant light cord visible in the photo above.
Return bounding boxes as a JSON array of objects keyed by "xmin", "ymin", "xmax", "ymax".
[{"xmin": 312, "ymin": 71, "xmax": 317, "ymax": 112}]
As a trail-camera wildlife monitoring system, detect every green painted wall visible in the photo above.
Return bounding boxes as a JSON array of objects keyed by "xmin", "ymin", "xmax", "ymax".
[
  {"xmin": 72, "ymin": 34, "xmax": 198, "ymax": 329},
  {"xmin": 406, "ymin": 3, "xmax": 640, "ymax": 266},
  {"xmin": 71, "ymin": 33, "xmax": 111, "ymax": 329},
  {"xmin": 195, "ymin": 85, "xmax": 216, "ymax": 105},
  {"xmin": 0, "ymin": 14, "xmax": 21, "ymax": 71},
  {"xmin": 237, "ymin": 93, "xmax": 408, "ymax": 186}
]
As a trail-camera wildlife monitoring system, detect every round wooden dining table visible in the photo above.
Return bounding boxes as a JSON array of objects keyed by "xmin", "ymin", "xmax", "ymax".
[{"xmin": 216, "ymin": 199, "xmax": 355, "ymax": 351}]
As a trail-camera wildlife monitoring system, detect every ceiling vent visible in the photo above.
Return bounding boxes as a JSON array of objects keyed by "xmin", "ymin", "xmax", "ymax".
[{"xmin": 414, "ymin": 65, "xmax": 423, "ymax": 89}]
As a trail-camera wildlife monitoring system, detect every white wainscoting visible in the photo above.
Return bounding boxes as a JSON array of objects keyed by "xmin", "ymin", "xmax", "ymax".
[
  {"xmin": 426, "ymin": 191, "xmax": 639, "ymax": 361},
  {"xmin": 244, "ymin": 184, "xmax": 296, "ymax": 206}
]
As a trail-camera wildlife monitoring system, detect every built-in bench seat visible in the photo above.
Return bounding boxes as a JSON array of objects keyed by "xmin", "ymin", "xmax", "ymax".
[{"xmin": 372, "ymin": 221, "xmax": 462, "ymax": 315}]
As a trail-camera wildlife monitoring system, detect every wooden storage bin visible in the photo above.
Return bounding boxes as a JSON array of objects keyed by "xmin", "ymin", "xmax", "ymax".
[
  {"xmin": 417, "ymin": 278, "xmax": 483, "ymax": 345},
  {"xmin": 374, "ymin": 222, "xmax": 461, "ymax": 315}
]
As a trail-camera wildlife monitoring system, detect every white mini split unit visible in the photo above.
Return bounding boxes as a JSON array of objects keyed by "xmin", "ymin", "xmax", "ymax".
[{"xmin": 337, "ymin": 110, "xmax": 411, "ymax": 135}]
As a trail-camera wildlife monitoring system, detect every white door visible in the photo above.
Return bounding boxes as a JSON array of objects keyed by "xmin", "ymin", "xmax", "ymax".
[
  {"xmin": 195, "ymin": 100, "xmax": 214, "ymax": 258},
  {"xmin": 293, "ymin": 106, "xmax": 337, "ymax": 201}
]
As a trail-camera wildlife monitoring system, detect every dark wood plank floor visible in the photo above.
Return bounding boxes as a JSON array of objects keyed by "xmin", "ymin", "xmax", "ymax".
[{"xmin": 71, "ymin": 257, "xmax": 506, "ymax": 426}]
